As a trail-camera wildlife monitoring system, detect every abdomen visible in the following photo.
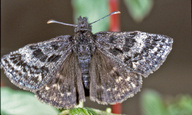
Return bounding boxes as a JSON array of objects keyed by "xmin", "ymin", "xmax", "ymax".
[{"xmin": 77, "ymin": 44, "xmax": 91, "ymax": 89}]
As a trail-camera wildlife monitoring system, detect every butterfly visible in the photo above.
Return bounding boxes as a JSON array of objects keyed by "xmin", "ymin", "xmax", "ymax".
[{"xmin": 1, "ymin": 11, "xmax": 173, "ymax": 109}]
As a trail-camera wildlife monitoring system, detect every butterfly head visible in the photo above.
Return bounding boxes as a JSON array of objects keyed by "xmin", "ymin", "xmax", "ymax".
[{"xmin": 75, "ymin": 16, "xmax": 92, "ymax": 32}]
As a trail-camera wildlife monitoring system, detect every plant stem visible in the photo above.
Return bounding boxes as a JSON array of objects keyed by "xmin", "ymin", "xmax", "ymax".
[{"xmin": 109, "ymin": 0, "xmax": 122, "ymax": 113}]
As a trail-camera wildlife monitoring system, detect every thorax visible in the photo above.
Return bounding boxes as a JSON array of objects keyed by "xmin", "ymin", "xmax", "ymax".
[{"xmin": 73, "ymin": 31, "xmax": 95, "ymax": 57}]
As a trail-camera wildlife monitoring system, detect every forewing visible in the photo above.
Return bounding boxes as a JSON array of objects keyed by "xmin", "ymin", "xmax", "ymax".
[
  {"xmin": 95, "ymin": 31, "xmax": 173, "ymax": 77},
  {"xmin": 1, "ymin": 35, "xmax": 73, "ymax": 91},
  {"xmin": 90, "ymin": 50, "xmax": 142, "ymax": 104},
  {"xmin": 35, "ymin": 53, "xmax": 85, "ymax": 109}
]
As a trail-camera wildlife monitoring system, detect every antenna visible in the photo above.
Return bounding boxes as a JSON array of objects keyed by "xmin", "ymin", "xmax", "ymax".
[
  {"xmin": 47, "ymin": 20, "xmax": 77, "ymax": 27},
  {"xmin": 90, "ymin": 11, "xmax": 120, "ymax": 25}
]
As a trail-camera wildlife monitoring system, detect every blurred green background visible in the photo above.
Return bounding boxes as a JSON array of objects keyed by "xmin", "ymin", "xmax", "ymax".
[{"xmin": 1, "ymin": 0, "xmax": 191, "ymax": 115}]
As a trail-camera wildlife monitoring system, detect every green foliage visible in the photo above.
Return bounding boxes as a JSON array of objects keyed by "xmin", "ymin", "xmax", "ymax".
[
  {"xmin": 69, "ymin": 108, "xmax": 97, "ymax": 115},
  {"xmin": 1, "ymin": 87, "xmax": 59, "ymax": 115},
  {"xmin": 124, "ymin": 0, "xmax": 153, "ymax": 22},
  {"xmin": 141, "ymin": 90, "xmax": 167, "ymax": 115},
  {"xmin": 60, "ymin": 107, "xmax": 120, "ymax": 115},
  {"xmin": 72, "ymin": 0, "xmax": 153, "ymax": 33},
  {"xmin": 167, "ymin": 96, "xmax": 192, "ymax": 115},
  {"xmin": 1, "ymin": 87, "xmax": 121, "ymax": 115},
  {"xmin": 141, "ymin": 90, "xmax": 192, "ymax": 115},
  {"xmin": 59, "ymin": 107, "xmax": 120, "ymax": 115},
  {"xmin": 72, "ymin": 0, "xmax": 109, "ymax": 33}
]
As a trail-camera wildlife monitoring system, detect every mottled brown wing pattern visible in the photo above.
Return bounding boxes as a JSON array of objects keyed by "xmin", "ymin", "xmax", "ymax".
[
  {"xmin": 1, "ymin": 35, "xmax": 73, "ymax": 91},
  {"xmin": 90, "ymin": 50, "xmax": 142, "ymax": 104},
  {"xmin": 1, "ymin": 13, "xmax": 174, "ymax": 109},
  {"xmin": 35, "ymin": 52, "xmax": 85, "ymax": 109},
  {"xmin": 95, "ymin": 31, "xmax": 173, "ymax": 77}
]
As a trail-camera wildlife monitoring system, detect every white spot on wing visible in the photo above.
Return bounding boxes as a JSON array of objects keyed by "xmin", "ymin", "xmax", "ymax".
[
  {"xmin": 115, "ymin": 76, "xmax": 123, "ymax": 83},
  {"xmin": 67, "ymin": 92, "xmax": 71, "ymax": 96},
  {"xmin": 132, "ymin": 62, "xmax": 139, "ymax": 69},
  {"xmin": 131, "ymin": 83, "xmax": 136, "ymax": 88},
  {"xmin": 107, "ymin": 88, "xmax": 111, "ymax": 91},
  {"xmin": 52, "ymin": 84, "xmax": 57, "ymax": 87},
  {"xmin": 125, "ymin": 77, "xmax": 130, "ymax": 82},
  {"xmin": 38, "ymin": 76, "xmax": 42, "ymax": 81},
  {"xmin": 45, "ymin": 86, "xmax": 50, "ymax": 90}
]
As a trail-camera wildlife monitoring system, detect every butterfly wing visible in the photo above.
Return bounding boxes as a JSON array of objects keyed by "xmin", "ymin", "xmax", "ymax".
[
  {"xmin": 89, "ymin": 49, "xmax": 142, "ymax": 104},
  {"xmin": 1, "ymin": 35, "xmax": 73, "ymax": 91},
  {"xmin": 94, "ymin": 31, "xmax": 173, "ymax": 77},
  {"xmin": 89, "ymin": 31, "xmax": 173, "ymax": 104},
  {"xmin": 35, "ymin": 52, "xmax": 85, "ymax": 109}
]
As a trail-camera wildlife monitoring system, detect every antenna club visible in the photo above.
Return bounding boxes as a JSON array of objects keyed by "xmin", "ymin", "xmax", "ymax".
[
  {"xmin": 47, "ymin": 20, "xmax": 55, "ymax": 24},
  {"xmin": 90, "ymin": 11, "xmax": 121, "ymax": 25},
  {"xmin": 113, "ymin": 11, "xmax": 121, "ymax": 14},
  {"xmin": 46, "ymin": 20, "xmax": 77, "ymax": 27}
]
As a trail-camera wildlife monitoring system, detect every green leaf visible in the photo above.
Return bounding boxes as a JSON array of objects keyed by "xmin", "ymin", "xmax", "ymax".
[
  {"xmin": 167, "ymin": 95, "xmax": 192, "ymax": 115},
  {"xmin": 90, "ymin": 108, "xmax": 121, "ymax": 115},
  {"xmin": 124, "ymin": 0, "xmax": 153, "ymax": 22},
  {"xmin": 178, "ymin": 96, "xmax": 192, "ymax": 112},
  {"xmin": 69, "ymin": 108, "xmax": 97, "ymax": 115},
  {"xmin": 1, "ymin": 87, "xmax": 59, "ymax": 115},
  {"xmin": 60, "ymin": 107, "xmax": 120, "ymax": 115},
  {"xmin": 141, "ymin": 90, "xmax": 167, "ymax": 115},
  {"xmin": 85, "ymin": 108, "xmax": 98, "ymax": 115},
  {"xmin": 72, "ymin": 0, "xmax": 109, "ymax": 33}
]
